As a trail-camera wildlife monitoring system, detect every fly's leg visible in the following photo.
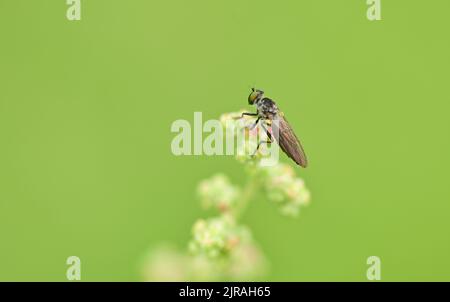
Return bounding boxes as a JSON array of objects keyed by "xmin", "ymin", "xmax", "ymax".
[
  {"xmin": 260, "ymin": 121, "xmax": 273, "ymax": 141},
  {"xmin": 233, "ymin": 113, "xmax": 260, "ymax": 130},
  {"xmin": 247, "ymin": 117, "xmax": 260, "ymax": 130},
  {"xmin": 241, "ymin": 112, "xmax": 258, "ymax": 117},
  {"xmin": 251, "ymin": 121, "xmax": 273, "ymax": 156},
  {"xmin": 252, "ymin": 140, "xmax": 273, "ymax": 156},
  {"xmin": 233, "ymin": 112, "xmax": 258, "ymax": 120}
]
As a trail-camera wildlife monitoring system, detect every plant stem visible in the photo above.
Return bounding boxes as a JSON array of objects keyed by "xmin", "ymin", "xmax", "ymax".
[{"xmin": 233, "ymin": 176, "xmax": 259, "ymax": 220}]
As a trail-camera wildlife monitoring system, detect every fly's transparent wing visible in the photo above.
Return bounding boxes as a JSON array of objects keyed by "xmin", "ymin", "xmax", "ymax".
[{"xmin": 272, "ymin": 113, "xmax": 308, "ymax": 168}]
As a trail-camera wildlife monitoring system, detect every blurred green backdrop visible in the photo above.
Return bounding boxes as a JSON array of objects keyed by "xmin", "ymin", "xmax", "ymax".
[{"xmin": 1, "ymin": 0, "xmax": 450, "ymax": 281}]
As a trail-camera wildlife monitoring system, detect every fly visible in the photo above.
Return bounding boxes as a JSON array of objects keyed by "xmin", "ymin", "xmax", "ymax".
[{"xmin": 242, "ymin": 88, "xmax": 308, "ymax": 168}]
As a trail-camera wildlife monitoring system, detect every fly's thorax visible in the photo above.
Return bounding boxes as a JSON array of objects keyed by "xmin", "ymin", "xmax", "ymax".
[{"xmin": 256, "ymin": 97, "xmax": 278, "ymax": 119}]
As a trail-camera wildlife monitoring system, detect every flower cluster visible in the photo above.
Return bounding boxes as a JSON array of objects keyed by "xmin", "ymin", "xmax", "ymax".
[
  {"xmin": 141, "ymin": 245, "xmax": 189, "ymax": 281},
  {"xmin": 257, "ymin": 163, "xmax": 311, "ymax": 216},
  {"xmin": 142, "ymin": 110, "xmax": 310, "ymax": 281},
  {"xmin": 142, "ymin": 240, "xmax": 267, "ymax": 281},
  {"xmin": 188, "ymin": 215, "xmax": 250, "ymax": 258},
  {"xmin": 197, "ymin": 174, "xmax": 240, "ymax": 212}
]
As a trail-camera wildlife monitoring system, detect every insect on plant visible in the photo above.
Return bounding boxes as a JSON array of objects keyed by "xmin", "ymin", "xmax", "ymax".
[{"xmin": 240, "ymin": 88, "xmax": 308, "ymax": 168}]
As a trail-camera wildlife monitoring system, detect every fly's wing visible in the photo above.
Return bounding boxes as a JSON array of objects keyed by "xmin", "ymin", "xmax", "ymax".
[{"xmin": 272, "ymin": 113, "xmax": 308, "ymax": 168}]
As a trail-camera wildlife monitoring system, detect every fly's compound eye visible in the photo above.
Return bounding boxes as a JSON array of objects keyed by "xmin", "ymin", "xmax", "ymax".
[{"xmin": 248, "ymin": 91, "xmax": 258, "ymax": 104}]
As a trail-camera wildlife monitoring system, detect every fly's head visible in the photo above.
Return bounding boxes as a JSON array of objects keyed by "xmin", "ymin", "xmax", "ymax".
[{"xmin": 248, "ymin": 88, "xmax": 264, "ymax": 105}]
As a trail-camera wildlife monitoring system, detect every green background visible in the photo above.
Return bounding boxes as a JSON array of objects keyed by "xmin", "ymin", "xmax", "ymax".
[{"xmin": 1, "ymin": 0, "xmax": 449, "ymax": 281}]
